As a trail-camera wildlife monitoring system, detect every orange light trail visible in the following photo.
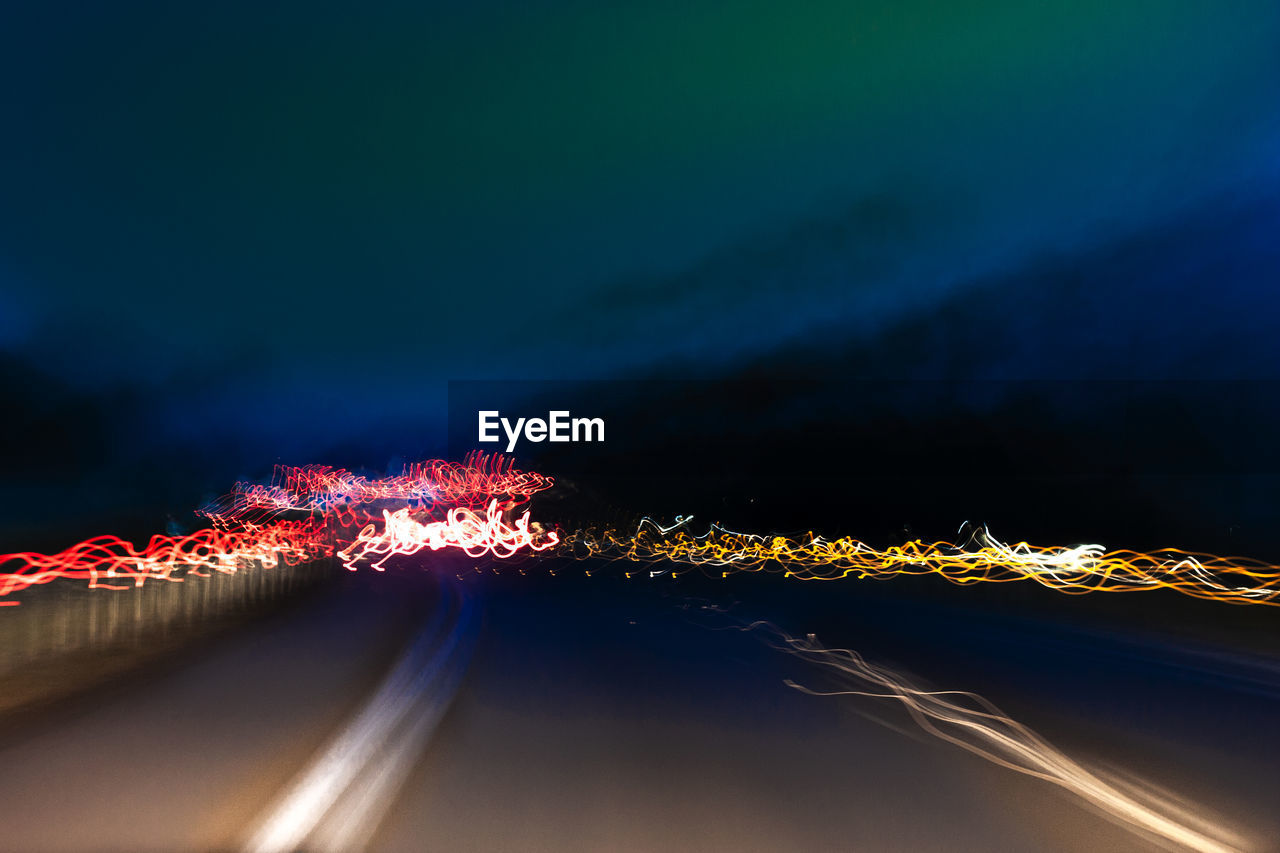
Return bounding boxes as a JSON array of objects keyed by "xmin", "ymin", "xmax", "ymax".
[{"xmin": 562, "ymin": 518, "xmax": 1280, "ymax": 605}]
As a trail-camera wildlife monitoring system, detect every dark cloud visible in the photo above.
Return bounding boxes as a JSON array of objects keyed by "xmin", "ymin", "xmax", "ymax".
[{"xmin": 741, "ymin": 188, "xmax": 1280, "ymax": 381}]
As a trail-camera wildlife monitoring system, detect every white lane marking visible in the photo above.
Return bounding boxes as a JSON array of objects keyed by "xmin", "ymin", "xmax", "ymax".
[
  {"xmin": 245, "ymin": 589, "xmax": 475, "ymax": 853},
  {"xmin": 307, "ymin": 625, "xmax": 476, "ymax": 853}
]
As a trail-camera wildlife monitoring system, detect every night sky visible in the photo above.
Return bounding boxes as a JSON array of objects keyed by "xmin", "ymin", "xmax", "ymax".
[{"xmin": 2, "ymin": 1, "xmax": 1279, "ymax": 546}]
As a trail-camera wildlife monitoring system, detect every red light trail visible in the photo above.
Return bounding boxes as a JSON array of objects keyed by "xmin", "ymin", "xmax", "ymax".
[
  {"xmin": 0, "ymin": 520, "xmax": 331, "ymax": 600},
  {"xmin": 0, "ymin": 453, "xmax": 555, "ymax": 605},
  {"xmin": 199, "ymin": 451, "xmax": 554, "ymax": 529}
]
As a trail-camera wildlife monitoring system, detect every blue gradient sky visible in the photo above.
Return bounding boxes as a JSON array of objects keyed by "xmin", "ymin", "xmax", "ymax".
[{"xmin": 2, "ymin": 0, "xmax": 1279, "ymax": 466}]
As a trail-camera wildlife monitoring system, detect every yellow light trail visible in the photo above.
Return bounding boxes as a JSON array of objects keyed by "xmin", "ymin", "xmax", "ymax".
[{"xmin": 562, "ymin": 518, "xmax": 1280, "ymax": 605}]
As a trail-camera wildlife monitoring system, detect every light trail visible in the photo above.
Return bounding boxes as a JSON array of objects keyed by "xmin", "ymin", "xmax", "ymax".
[
  {"xmin": 564, "ymin": 518, "xmax": 1280, "ymax": 605},
  {"xmin": 7, "ymin": 451, "xmax": 1279, "ymax": 608},
  {"xmin": 201, "ymin": 451, "xmax": 554, "ymax": 529},
  {"xmin": 338, "ymin": 499, "xmax": 560, "ymax": 571},
  {"xmin": 0, "ymin": 520, "xmax": 331, "ymax": 600},
  {"xmin": 746, "ymin": 623, "xmax": 1253, "ymax": 853},
  {"xmin": 244, "ymin": 587, "xmax": 477, "ymax": 853},
  {"xmin": 0, "ymin": 453, "xmax": 556, "ymax": 605}
]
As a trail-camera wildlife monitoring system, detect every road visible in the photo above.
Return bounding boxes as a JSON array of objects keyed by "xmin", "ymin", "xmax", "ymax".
[{"xmin": 0, "ymin": 559, "xmax": 1275, "ymax": 852}]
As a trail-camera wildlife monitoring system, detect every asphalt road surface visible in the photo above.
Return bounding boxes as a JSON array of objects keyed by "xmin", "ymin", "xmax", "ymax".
[{"xmin": 0, "ymin": 560, "xmax": 1276, "ymax": 853}]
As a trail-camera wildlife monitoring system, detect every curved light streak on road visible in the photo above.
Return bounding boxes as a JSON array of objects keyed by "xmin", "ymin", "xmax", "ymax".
[{"xmin": 750, "ymin": 623, "xmax": 1253, "ymax": 853}]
